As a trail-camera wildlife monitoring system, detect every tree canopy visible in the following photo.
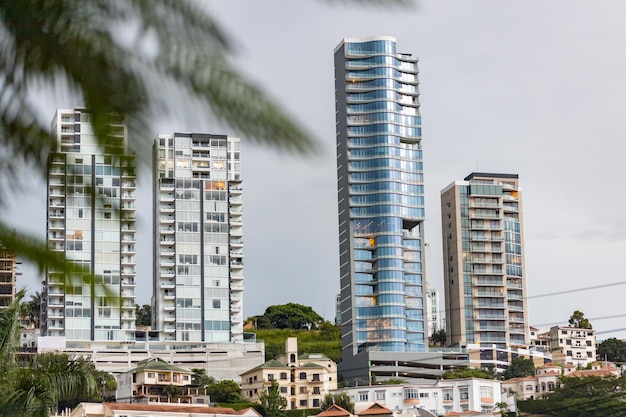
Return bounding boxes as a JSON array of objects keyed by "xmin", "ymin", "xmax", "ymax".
[
  {"xmin": 568, "ymin": 310, "xmax": 592, "ymax": 329},
  {"xmin": 260, "ymin": 303, "xmax": 324, "ymax": 330},
  {"xmin": 207, "ymin": 380, "xmax": 245, "ymax": 403},
  {"xmin": 520, "ymin": 375, "xmax": 626, "ymax": 417},
  {"xmin": 597, "ymin": 338, "xmax": 626, "ymax": 363},
  {"xmin": 259, "ymin": 380, "xmax": 286, "ymax": 417},
  {"xmin": 502, "ymin": 357, "xmax": 536, "ymax": 380},
  {"xmin": 320, "ymin": 392, "xmax": 354, "ymax": 414}
]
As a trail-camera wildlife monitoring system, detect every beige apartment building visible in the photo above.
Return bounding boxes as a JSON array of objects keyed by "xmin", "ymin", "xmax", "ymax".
[
  {"xmin": 0, "ymin": 246, "xmax": 18, "ymax": 307},
  {"xmin": 240, "ymin": 338, "xmax": 337, "ymax": 409},
  {"xmin": 441, "ymin": 173, "xmax": 529, "ymax": 349}
]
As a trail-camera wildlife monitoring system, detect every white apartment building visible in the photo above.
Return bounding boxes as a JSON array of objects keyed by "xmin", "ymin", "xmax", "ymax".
[
  {"xmin": 43, "ymin": 108, "xmax": 136, "ymax": 341},
  {"xmin": 546, "ymin": 326, "xmax": 596, "ymax": 366},
  {"xmin": 335, "ymin": 378, "xmax": 502, "ymax": 416},
  {"xmin": 153, "ymin": 133, "xmax": 243, "ymax": 342}
]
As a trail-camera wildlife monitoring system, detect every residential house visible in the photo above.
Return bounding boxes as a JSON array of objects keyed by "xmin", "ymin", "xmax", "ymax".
[
  {"xmin": 240, "ymin": 337, "xmax": 337, "ymax": 409},
  {"xmin": 51, "ymin": 402, "xmax": 262, "ymax": 417},
  {"xmin": 117, "ymin": 357, "xmax": 208, "ymax": 404}
]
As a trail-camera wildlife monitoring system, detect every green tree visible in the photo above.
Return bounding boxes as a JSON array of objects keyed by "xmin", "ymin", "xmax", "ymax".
[
  {"xmin": 430, "ymin": 329, "xmax": 447, "ymax": 347},
  {"xmin": 597, "ymin": 337, "xmax": 626, "ymax": 363},
  {"xmin": 568, "ymin": 310, "xmax": 592, "ymax": 329},
  {"xmin": 191, "ymin": 368, "xmax": 215, "ymax": 388},
  {"xmin": 263, "ymin": 303, "xmax": 324, "ymax": 330},
  {"xmin": 319, "ymin": 321, "xmax": 341, "ymax": 340},
  {"xmin": 502, "ymin": 357, "xmax": 536, "ymax": 380},
  {"xmin": 0, "ymin": 294, "xmax": 100, "ymax": 416},
  {"xmin": 320, "ymin": 392, "xmax": 354, "ymax": 413},
  {"xmin": 442, "ymin": 367, "xmax": 496, "ymax": 380},
  {"xmin": 163, "ymin": 384, "xmax": 183, "ymax": 401},
  {"xmin": 135, "ymin": 304, "xmax": 152, "ymax": 327},
  {"xmin": 259, "ymin": 380, "xmax": 286, "ymax": 417},
  {"xmin": 521, "ymin": 375, "xmax": 626, "ymax": 416},
  {"xmin": 207, "ymin": 379, "xmax": 245, "ymax": 403}
]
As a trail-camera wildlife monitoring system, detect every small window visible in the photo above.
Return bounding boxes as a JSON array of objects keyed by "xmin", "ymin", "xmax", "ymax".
[
  {"xmin": 280, "ymin": 387, "xmax": 288, "ymax": 394},
  {"xmin": 299, "ymin": 372, "xmax": 306, "ymax": 380},
  {"xmin": 280, "ymin": 372, "xmax": 287, "ymax": 380},
  {"xmin": 358, "ymin": 392, "xmax": 369, "ymax": 401},
  {"xmin": 268, "ymin": 374, "xmax": 274, "ymax": 381},
  {"xmin": 147, "ymin": 372, "xmax": 155, "ymax": 378},
  {"xmin": 300, "ymin": 400, "xmax": 307, "ymax": 407}
]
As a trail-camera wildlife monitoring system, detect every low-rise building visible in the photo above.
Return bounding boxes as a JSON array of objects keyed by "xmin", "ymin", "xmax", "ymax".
[
  {"xmin": 240, "ymin": 337, "xmax": 337, "ymax": 409},
  {"xmin": 466, "ymin": 343, "xmax": 552, "ymax": 372},
  {"xmin": 529, "ymin": 326, "xmax": 596, "ymax": 367},
  {"xmin": 51, "ymin": 402, "xmax": 263, "ymax": 417},
  {"xmin": 117, "ymin": 357, "xmax": 208, "ymax": 404},
  {"xmin": 334, "ymin": 378, "xmax": 502, "ymax": 416}
]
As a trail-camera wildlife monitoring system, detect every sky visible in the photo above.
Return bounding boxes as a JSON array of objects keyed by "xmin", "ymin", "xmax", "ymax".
[{"xmin": 10, "ymin": 1, "xmax": 626, "ymax": 339}]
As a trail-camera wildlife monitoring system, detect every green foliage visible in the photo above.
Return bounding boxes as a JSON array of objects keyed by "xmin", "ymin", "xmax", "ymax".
[
  {"xmin": 163, "ymin": 384, "xmax": 183, "ymax": 400},
  {"xmin": 320, "ymin": 392, "xmax": 354, "ymax": 413},
  {"xmin": 430, "ymin": 329, "xmax": 447, "ymax": 347},
  {"xmin": 379, "ymin": 377, "xmax": 407, "ymax": 385},
  {"xmin": 262, "ymin": 303, "xmax": 324, "ymax": 330},
  {"xmin": 191, "ymin": 368, "xmax": 215, "ymax": 388},
  {"xmin": 255, "ymin": 328, "xmax": 341, "ymax": 363},
  {"xmin": 441, "ymin": 367, "xmax": 495, "ymax": 380},
  {"xmin": 519, "ymin": 375, "xmax": 626, "ymax": 417},
  {"xmin": 569, "ymin": 310, "xmax": 592, "ymax": 329},
  {"xmin": 502, "ymin": 357, "xmax": 536, "ymax": 380},
  {"xmin": 135, "ymin": 304, "xmax": 152, "ymax": 327},
  {"xmin": 597, "ymin": 337, "xmax": 626, "ymax": 363},
  {"xmin": 208, "ymin": 380, "xmax": 245, "ymax": 403},
  {"xmin": 0, "ymin": 294, "xmax": 102, "ymax": 416},
  {"xmin": 319, "ymin": 321, "xmax": 341, "ymax": 341},
  {"xmin": 259, "ymin": 380, "xmax": 286, "ymax": 417}
]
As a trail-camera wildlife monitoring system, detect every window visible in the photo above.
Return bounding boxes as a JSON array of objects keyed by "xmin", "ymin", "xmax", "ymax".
[
  {"xmin": 300, "ymin": 400, "xmax": 308, "ymax": 407},
  {"xmin": 443, "ymin": 389, "xmax": 453, "ymax": 401},
  {"xmin": 313, "ymin": 387, "xmax": 320, "ymax": 394},
  {"xmin": 313, "ymin": 399, "xmax": 320, "ymax": 408},
  {"xmin": 375, "ymin": 391, "xmax": 385, "ymax": 401},
  {"xmin": 147, "ymin": 372, "xmax": 155, "ymax": 378},
  {"xmin": 480, "ymin": 386, "xmax": 493, "ymax": 399},
  {"xmin": 566, "ymin": 350, "xmax": 572, "ymax": 356},
  {"xmin": 525, "ymin": 385, "xmax": 533, "ymax": 391},
  {"xmin": 280, "ymin": 372, "xmax": 288, "ymax": 380},
  {"xmin": 312, "ymin": 373, "xmax": 320, "ymax": 381},
  {"xmin": 300, "ymin": 387, "xmax": 307, "ymax": 394},
  {"xmin": 280, "ymin": 387, "xmax": 287, "ymax": 394},
  {"xmin": 358, "ymin": 392, "xmax": 369, "ymax": 402},
  {"xmin": 419, "ymin": 392, "xmax": 429, "ymax": 398},
  {"xmin": 299, "ymin": 372, "xmax": 307, "ymax": 380},
  {"xmin": 404, "ymin": 388, "xmax": 418, "ymax": 400},
  {"xmin": 268, "ymin": 374, "xmax": 274, "ymax": 381},
  {"xmin": 459, "ymin": 388, "xmax": 469, "ymax": 400}
]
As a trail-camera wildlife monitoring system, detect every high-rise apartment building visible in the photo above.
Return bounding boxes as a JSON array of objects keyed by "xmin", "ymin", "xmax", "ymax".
[
  {"xmin": 0, "ymin": 246, "xmax": 19, "ymax": 307},
  {"xmin": 153, "ymin": 133, "xmax": 243, "ymax": 343},
  {"xmin": 335, "ymin": 36, "xmax": 427, "ymax": 357},
  {"xmin": 43, "ymin": 108, "xmax": 136, "ymax": 341},
  {"xmin": 441, "ymin": 173, "xmax": 528, "ymax": 348}
]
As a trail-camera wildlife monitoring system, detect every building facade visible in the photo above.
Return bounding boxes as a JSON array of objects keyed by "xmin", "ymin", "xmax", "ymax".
[
  {"xmin": 0, "ymin": 246, "xmax": 19, "ymax": 307},
  {"xmin": 42, "ymin": 108, "xmax": 136, "ymax": 341},
  {"xmin": 335, "ymin": 378, "xmax": 502, "ymax": 416},
  {"xmin": 240, "ymin": 338, "xmax": 337, "ymax": 409},
  {"xmin": 153, "ymin": 133, "xmax": 243, "ymax": 342},
  {"xmin": 441, "ymin": 173, "xmax": 529, "ymax": 348},
  {"xmin": 335, "ymin": 35, "xmax": 425, "ymax": 362}
]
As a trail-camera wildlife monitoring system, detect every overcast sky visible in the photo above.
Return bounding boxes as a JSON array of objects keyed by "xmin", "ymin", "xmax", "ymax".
[{"xmin": 11, "ymin": 1, "xmax": 626, "ymax": 339}]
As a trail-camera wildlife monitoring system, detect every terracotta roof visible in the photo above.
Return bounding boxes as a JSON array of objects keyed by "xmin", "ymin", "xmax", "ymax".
[
  {"xmin": 358, "ymin": 402, "xmax": 392, "ymax": 416},
  {"xmin": 104, "ymin": 403, "xmax": 240, "ymax": 414},
  {"xmin": 537, "ymin": 363, "xmax": 560, "ymax": 369},
  {"xmin": 502, "ymin": 375, "xmax": 537, "ymax": 383},
  {"xmin": 317, "ymin": 404, "xmax": 352, "ymax": 417},
  {"xmin": 567, "ymin": 369, "xmax": 617, "ymax": 378}
]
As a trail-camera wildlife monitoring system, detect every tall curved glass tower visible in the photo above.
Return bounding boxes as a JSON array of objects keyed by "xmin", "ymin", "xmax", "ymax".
[{"xmin": 335, "ymin": 37, "xmax": 426, "ymax": 360}]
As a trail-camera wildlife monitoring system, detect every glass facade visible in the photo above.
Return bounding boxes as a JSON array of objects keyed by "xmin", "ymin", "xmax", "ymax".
[
  {"xmin": 153, "ymin": 133, "xmax": 243, "ymax": 342},
  {"xmin": 336, "ymin": 37, "xmax": 426, "ymax": 355},
  {"xmin": 44, "ymin": 108, "xmax": 136, "ymax": 341}
]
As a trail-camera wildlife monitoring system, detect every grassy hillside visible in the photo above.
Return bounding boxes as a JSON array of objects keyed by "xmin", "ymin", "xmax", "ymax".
[{"xmin": 255, "ymin": 328, "xmax": 342, "ymax": 364}]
